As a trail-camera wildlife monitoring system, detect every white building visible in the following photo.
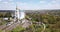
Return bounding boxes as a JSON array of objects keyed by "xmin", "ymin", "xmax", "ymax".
[{"xmin": 15, "ymin": 6, "xmax": 25, "ymax": 20}]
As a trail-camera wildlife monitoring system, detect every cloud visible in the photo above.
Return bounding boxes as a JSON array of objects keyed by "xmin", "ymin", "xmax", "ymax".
[
  {"xmin": 16, "ymin": 2, "xmax": 42, "ymax": 10},
  {"xmin": 38, "ymin": 0, "xmax": 60, "ymax": 9},
  {"xmin": 8, "ymin": 0, "xmax": 13, "ymax": 1},
  {"xmin": 16, "ymin": 2, "xmax": 27, "ymax": 5},
  {"xmin": 40, "ymin": 0, "xmax": 46, "ymax": 3},
  {"xmin": 16, "ymin": 2, "xmax": 28, "ymax": 9},
  {"xmin": 0, "ymin": 0, "xmax": 60, "ymax": 10},
  {"xmin": 0, "ymin": 0, "xmax": 2, "ymax": 1},
  {"xmin": 0, "ymin": 2, "xmax": 15, "ymax": 10},
  {"xmin": 2, "ymin": 2, "xmax": 8, "ymax": 4},
  {"xmin": 16, "ymin": 1, "xmax": 60, "ymax": 10}
]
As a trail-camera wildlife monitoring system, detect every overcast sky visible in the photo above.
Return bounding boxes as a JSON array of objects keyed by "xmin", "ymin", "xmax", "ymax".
[{"xmin": 0, "ymin": 0, "xmax": 60, "ymax": 10}]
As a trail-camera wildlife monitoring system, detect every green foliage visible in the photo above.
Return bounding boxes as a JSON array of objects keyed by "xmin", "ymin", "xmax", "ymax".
[
  {"xmin": 28, "ymin": 23, "xmax": 44, "ymax": 32},
  {"xmin": 0, "ymin": 12, "xmax": 11, "ymax": 18},
  {"xmin": 0, "ymin": 21, "xmax": 7, "ymax": 25},
  {"xmin": 11, "ymin": 26, "xmax": 25, "ymax": 32},
  {"xmin": 0, "ymin": 30, "xmax": 3, "ymax": 32},
  {"xmin": 26, "ymin": 12, "xmax": 60, "ymax": 32}
]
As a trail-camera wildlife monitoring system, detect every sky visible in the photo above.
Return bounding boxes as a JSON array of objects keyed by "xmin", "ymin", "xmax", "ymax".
[{"xmin": 0, "ymin": 0, "xmax": 60, "ymax": 10}]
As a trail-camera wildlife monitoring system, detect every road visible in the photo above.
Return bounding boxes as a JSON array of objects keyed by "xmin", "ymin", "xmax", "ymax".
[
  {"xmin": 0, "ymin": 20, "xmax": 21, "ymax": 32},
  {"xmin": 0, "ymin": 24, "xmax": 6, "ymax": 30},
  {"xmin": 3, "ymin": 21, "xmax": 20, "ymax": 31},
  {"xmin": 0, "ymin": 19, "xmax": 32, "ymax": 32},
  {"xmin": 22, "ymin": 19, "xmax": 32, "ymax": 28},
  {"xmin": 0, "ymin": 19, "xmax": 46, "ymax": 32}
]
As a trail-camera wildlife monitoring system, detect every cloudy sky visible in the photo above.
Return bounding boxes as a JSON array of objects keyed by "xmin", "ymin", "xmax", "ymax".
[{"xmin": 0, "ymin": 0, "xmax": 60, "ymax": 10}]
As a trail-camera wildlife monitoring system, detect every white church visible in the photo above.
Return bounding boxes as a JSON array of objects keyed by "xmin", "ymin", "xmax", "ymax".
[
  {"xmin": 15, "ymin": 6, "xmax": 25, "ymax": 20},
  {"xmin": 3, "ymin": 6, "xmax": 26, "ymax": 23},
  {"xmin": 12, "ymin": 6, "xmax": 26, "ymax": 23}
]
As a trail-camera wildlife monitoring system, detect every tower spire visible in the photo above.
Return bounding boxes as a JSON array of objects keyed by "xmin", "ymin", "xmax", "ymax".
[{"xmin": 16, "ymin": 4, "xmax": 18, "ymax": 10}]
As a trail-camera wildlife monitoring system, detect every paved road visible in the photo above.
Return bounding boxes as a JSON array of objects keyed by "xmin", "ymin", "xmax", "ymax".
[
  {"xmin": 0, "ymin": 19, "xmax": 46, "ymax": 32},
  {"xmin": 4, "ymin": 21, "xmax": 20, "ymax": 31},
  {"xmin": 22, "ymin": 19, "xmax": 32, "ymax": 28},
  {"xmin": 2, "ymin": 19, "xmax": 31, "ymax": 31},
  {"xmin": 0, "ymin": 19, "xmax": 31, "ymax": 31},
  {"xmin": 0, "ymin": 24, "xmax": 6, "ymax": 30},
  {"xmin": 0, "ymin": 21, "xmax": 21, "ymax": 31}
]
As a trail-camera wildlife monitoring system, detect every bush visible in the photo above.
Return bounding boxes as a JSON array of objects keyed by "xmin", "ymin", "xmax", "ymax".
[
  {"xmin": 0, "ymin": 30, "xmax": 2, "ymax": 32},
  {"xmin": 11, "ymin": 26, "xmax": 25, "ymax": 32}
]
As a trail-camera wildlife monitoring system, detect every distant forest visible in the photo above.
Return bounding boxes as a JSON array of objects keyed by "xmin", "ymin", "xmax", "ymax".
[{"xmin": 25, "ymin": 10, "xmax": 60, "ymax": 32}]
